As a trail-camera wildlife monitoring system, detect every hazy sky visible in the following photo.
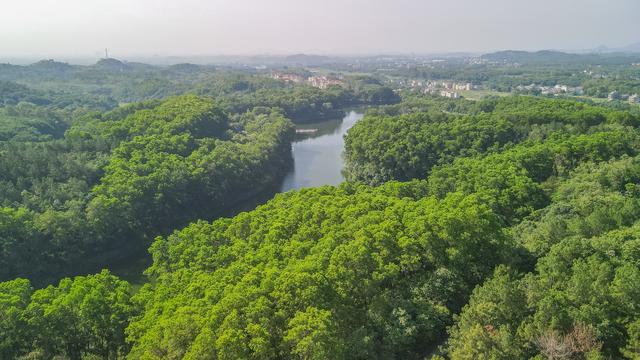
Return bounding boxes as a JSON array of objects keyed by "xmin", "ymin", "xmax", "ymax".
[{"xmin": 0, "ymin": 0, "xmax": 638, "ymax": 58}]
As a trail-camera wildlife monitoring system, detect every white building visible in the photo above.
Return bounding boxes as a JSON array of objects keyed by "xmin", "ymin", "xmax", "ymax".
[
  {"xmin": 608, "ymin": 91, "xmax": 620, "ymax": 101},
  {"xmin": 440, "ymin": 90, "xmax": 459, "ymax": 99}
]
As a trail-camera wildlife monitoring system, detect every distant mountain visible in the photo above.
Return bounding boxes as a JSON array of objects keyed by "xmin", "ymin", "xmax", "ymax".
[
  {"xmin": 168, "ymin": 63, "xmax": 205, "ymax": 73},
  {"xmin": 480, "ymin": 50, "xmax": 583, "ymax": 63},
  {"xmin": 29, "ymin": 59, "xmax": 73, "ymax": 71},
  {"xmin": 94, "ymin": 58, "xmax": 129, "ymax": 71},
  {"xmin": 283, "ymin": 54, "xmax": 334, "ymax": 65},
  {"xmin": 574, "ymin": 42, "xmax": 640, "ymax": 54},
  {"xmin": 481, "ymin": 49, "xmax": 640, "ymax": 65},
  {"xmin": 613, "ymin": 42, "xmax": 640, "ymax": 53}
]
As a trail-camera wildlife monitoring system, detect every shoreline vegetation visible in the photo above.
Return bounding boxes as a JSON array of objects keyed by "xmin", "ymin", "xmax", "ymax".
[{"xmin": 2, "ymin": 52, "xmax": 640, "ymax": 359}]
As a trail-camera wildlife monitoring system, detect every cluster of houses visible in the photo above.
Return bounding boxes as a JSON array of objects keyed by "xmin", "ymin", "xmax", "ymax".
[
  {"xmin": 608, "ymin": 91, "xmax": 640, "ymax": 103},
  {"xmin": 307, "ymin": 75, "xmax": 344, "ymax": 89},
  {"xmin": 270, "ymin": 72, "xmax": 344, "ymax": 89},
  {"xmin": 403, "ymin": 80, "xmax": 475, "ymax": 99},
  {"xmin": 437, "ymin": 90, "xmax": 458, "ymax": 98},
  {"xmin": 270, "ymin": 73, "xmax": 306, "ymax": 83},
  {"xmin": 515, "ymin": 84, "xmax": 584, "ymax": 96}
]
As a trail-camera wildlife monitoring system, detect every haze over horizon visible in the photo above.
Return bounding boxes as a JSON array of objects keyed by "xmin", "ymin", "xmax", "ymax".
[{"xmin": 1, "ymin": 0, "xmax": 639, "ymax": 60}]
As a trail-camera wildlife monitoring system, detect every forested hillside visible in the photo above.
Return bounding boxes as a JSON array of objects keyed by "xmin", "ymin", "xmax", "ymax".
[
  {"xmin": 1, "ymin": 94, "xmax": 640, "ymax": 359},
  {"xmin": 3, "ymin": 0, "xmax": 640, "ymax": 356},
  {"xmin": 0, "ymin": 61, "xmax": 399, "ymax": 123},
  {"xmin": 117, "ymin": 98, "xmax": 640, "ymax": 358},
  {"xmin": 0, "ymin": 95, "xmax": 294, "ymax": 283},
  {"xmin": 344, "ymin": 96, "xmax": 640, "ymax": 185}
]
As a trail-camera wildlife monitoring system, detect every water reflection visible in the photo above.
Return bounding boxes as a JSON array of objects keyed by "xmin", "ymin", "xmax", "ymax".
[
  {"xmin": 113, "ymin": 109, "xmax": 365, "ymax": 282},
  {"xmin": 222, "ymin": 109, "xmax": 364, "ymax": 217},
  {"xmin": 279, "ymin": 110, "xmax": 364, "ymax": 191}
]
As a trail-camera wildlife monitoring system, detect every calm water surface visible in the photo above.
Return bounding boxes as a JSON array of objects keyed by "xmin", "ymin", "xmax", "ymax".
[
  {"xmin": 112, "ymin": 109, "xmax": 365, "ymax": 284},
  {"xmin": 279, "ymin": 109, "xmax": 364, "ymax": 191}
]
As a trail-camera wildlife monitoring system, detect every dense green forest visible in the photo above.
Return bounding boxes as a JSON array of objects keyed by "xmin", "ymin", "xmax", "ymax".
[
  {"xmin": 1, "ymin": 58, "xmax": 640, "ymax": 359},
  {"xmin": 344, "ymin": 96, "xmax": 640, "ymax": 185},
  {"xmin": 118, "ymin": 97, "xmax": 639, "ymax": 359},
  {"xmin": 0, "ymin": 60, "xmax": 399, "ymax": 282},
  {"xmin": 0, "ymin": 60, "xmax": 399, "ymax": 123},
  {"xmin": 0, "ymin": 95, "xmax": 294, "ymax": 283}
]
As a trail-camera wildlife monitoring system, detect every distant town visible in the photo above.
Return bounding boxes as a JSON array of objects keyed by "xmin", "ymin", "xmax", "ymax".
[
  {"xmin": 400, "ymin": 80, "xmax": 475, "ymax": 99},
  {"xmin": 270, "ymin": 72, "xmax": 344, "ymax": 89},
  {"xmin": 608, "ymin": 90, "xmax": 640, "ymax": 103},
  {"xmin": 270, "ymin": 69, "xmax": 640, "ymax": 104}
]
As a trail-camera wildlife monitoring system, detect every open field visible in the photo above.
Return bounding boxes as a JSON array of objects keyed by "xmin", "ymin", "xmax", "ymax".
[{"xmin": 458, "ymin": 89, "xmax": 510, "ymax": 100}]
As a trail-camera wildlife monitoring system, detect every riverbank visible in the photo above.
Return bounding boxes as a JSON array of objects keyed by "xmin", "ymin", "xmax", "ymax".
[{"xmin": 111, "ymin": 108, "xmax": 366, "ymax": 288}]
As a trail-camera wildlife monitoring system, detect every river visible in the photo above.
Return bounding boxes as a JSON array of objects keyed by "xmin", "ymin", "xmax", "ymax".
[
  {"xmin": 112, "ymin": 109, "xmax": 365, "ymax": 284},
  {"xmin": 221, "ymin": 108, "xmax": 364, "ymax": 215},
  {"xmin": 280, "ymin": 109, "xmax": 364, "ymax": 191}
]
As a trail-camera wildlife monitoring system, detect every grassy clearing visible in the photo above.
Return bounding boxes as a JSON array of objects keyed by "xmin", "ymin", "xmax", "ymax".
[{"xmin": 458, "ymin": 89, "xmax": 510, "ymax": 100}]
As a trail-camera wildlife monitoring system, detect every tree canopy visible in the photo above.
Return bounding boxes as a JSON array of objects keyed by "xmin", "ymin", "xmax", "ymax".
[
  {"xmin": 0, "ymin": 95, "xmax": 294, "ymax": 283},
  {"xmin": 1, "ymin": 82, "xmax": 640, "ymax": 359}
]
